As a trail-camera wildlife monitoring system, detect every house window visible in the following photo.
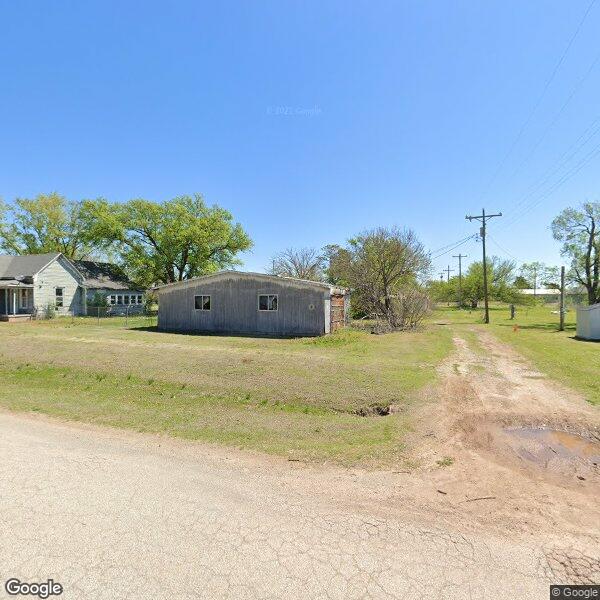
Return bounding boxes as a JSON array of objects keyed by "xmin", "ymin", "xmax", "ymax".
[
  {"xmin": 55, "ymin": 287, "xmax": 64, "ymax": 308},
  {"xmin": 194, "ymin": 295, "xmax": 211, "ymax": 311},
  {"xmin": 124, "ymin": 295, "xmax": 130, "ymax": 305},
  {"xmin": 109, "ymin": 295, "xmax": 116, "ymax": 305},
  {"xmin": 137, "ymin": 294, "xmax": 143, "ymax": 304},
  {"xmin": 117, "ymin": 295, "xmax": 123, "ymax": 305},
  {"xmin": 258, "ymin": 294, "xmax": 278, "ymax": 311}
]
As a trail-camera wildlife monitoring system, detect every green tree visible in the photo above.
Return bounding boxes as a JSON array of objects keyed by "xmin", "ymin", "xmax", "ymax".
[
  {"xmin": 0, "ymin": 193, "xmax": 101, "ymax": 258},
  {"xmin": 551, "ymin": 202, "xmax": 599, "ymax": 305},
  {"xmin": 324, "ymin": 227, "xmax": 431, "ymax": 325},
  {"xmin": 458, "ymin": 257, "xmax": 526, "ymax": 308},
  {"xmin": 83, "ymin": 194, "xmax": 252, "ymax": 286},
  {"xmin": 518, "ymin": 262, "xmax": 560, "ymax": 290}
]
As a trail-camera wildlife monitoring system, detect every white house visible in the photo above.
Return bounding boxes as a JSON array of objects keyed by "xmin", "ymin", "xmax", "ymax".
[
  {"xmin": 576, "ymin": 303, "xmax": 600, "ymax": 341},
  {"xmin": 0, "ymin": 252, "xmax": 144, "ymax": 321}
]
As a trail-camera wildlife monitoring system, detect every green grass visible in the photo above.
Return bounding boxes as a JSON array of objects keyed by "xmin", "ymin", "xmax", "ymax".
[
  {"xmin": 0, "ymin": 318, "xmax": 454, "ymax": 465},
  {"xmin": 434, "ymin": 303, "xmax": 600, "ymax": 406}
]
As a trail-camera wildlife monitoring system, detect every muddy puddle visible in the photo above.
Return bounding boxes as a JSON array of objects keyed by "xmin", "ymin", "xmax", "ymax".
[{"xmin": 504, "ymin": 427, "xmax": 600, "ymax": 479}]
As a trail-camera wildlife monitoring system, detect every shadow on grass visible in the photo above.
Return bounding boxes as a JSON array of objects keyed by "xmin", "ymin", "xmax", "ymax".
[
  {"xmin": 128, "ymin": 325, "xmax": 312, "ymax": 340},
  {"xmin": 572, "ymin": 336, "xmax": 600, "ymax": 343},
  {"xmin": 496, "ymin": 323, "xmax": 576, "ymax": 332}
]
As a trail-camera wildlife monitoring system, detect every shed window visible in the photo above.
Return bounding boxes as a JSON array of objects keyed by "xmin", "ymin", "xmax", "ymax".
[
  {"xmin": 194, "ymin": 295, "xmax": 211, "ymax": 311},
  {"xmin": 258, "ymin": 294, "xmax": 278, "ymax": 311},
  {"xmin": 55, "ymin": 287, "xmax": 64, "ymax": 308}
]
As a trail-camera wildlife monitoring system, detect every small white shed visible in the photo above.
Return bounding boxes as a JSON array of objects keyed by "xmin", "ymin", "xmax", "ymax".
[{"xmin": 576, "ymin": 303, "xmax": 600, "ymax": 340}]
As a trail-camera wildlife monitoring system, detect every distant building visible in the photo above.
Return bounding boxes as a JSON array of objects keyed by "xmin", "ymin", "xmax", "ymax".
[
  {"xmin": 155, "ymin": 271, "xmax": 349, "ymax": 337},
  {"xmin": 519, "ymin": 288, "xmax": 561, "ymax": 298},
  {"xmin": 0, "ymin": 252, "xmax": 144, "ymax": 320},
  {"xmin": 72, "ymin": 260, "xmax": 145, "ymax": 315},
  {"xmin": 519, "ymin": 288, "xmax": 586, "ymax": 303}
]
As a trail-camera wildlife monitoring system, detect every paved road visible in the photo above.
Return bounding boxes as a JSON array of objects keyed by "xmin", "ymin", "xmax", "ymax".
[{"xmin": 0, "ymin": 413, "xmax": 552, "ymax": 599}]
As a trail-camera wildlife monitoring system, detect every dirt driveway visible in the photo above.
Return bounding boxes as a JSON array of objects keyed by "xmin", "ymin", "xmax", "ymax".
[{"xmin": 0, "ymin": 329, "xmax": 598, "ymax": 599}]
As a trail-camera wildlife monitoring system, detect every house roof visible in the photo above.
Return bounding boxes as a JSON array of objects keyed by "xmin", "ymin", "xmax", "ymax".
[
  {"xmin": 155, "ymin": 270, "xmax": 348, "ymax": 295},
  {"xmin": 0, "ymin": 252, "xmax": 61, "ymax": 279},
  {"xmin": 0, "ymin": 279, "xmax": 34, "ymax": 288},
  {"xmin": 71, "ymin": 260, "xmax": 142, "ymax": 291}
]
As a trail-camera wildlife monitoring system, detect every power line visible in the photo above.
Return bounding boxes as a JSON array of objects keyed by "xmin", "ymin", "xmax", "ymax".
[
  {"xmin": 478, "ymin": 0, "xmax": 597, "ymax": 204},
  {"xmin": 497, "ymin": 135, "xmax": 600, "ymax": 230},
  {"xmin": 430, "ymin": 234, "xmax": 477, "ymax": 260},
  {"xmin": 503, "ymin": 115, "xmax": 600, "ymax": 220},
  {"xmin": 486, "ymin": 234, "xmax": 520, "ymax": 262},
  {"xmin": 503, "ymin": 45, "xmax": 600, "ymax": 192},
  {"xmin": 429, "ymin": 234, "xmax": 475, "ymax": 255}
]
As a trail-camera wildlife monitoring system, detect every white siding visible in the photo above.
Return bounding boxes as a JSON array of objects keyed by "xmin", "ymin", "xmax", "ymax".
[
  {"xmin": 576, "ymin": 304, "xmax": 600, "ymax": 340},
  {"xmin": 33, "ymin": 256, "xmax": 84, "ymax": 316}
]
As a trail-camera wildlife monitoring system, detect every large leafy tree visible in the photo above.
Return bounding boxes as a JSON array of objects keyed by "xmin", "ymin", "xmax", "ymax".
[
  {"xmin": 83, "ymin": 194, "xmax": 252, "ymax": 286},
  {"xmin": 0, "ymin": 193, "xmax": 100, "ymax": 259},
  {"xmin": 462, "ymin": 258, "xmax": 524, "ymax": 307},
  {"xmin": 551, "ymin": 202, "xmax": 599, "ymax": 305},
  {"xmin": 430, "ymin": 257, "xmax": 527, "ymax": 308},
  {"xmin": 325, "ymin": 227, "xmax": 431, "ymax": 324}
]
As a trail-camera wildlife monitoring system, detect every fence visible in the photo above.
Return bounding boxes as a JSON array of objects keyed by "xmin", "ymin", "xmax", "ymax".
[{"xmin": 69, "ymin": 305, "xmax": 159, "ymax": 328}]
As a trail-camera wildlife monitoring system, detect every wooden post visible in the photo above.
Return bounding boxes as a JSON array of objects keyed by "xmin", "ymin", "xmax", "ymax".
[
  {"xmin": 13, "ymin": 289, "xmax": 17, "ymax": 315},
  {"xmin": 559, "ymin": 266, "xmax": 565, "ymax": 332}
]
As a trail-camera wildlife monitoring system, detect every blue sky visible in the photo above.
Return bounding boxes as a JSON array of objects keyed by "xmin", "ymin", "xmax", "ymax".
[{"xmin": 1, "ymin": 1, "xmax": 599, "ymax": 275}]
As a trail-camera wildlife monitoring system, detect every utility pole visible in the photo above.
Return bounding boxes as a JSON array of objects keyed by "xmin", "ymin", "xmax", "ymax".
[
  {"xmin": 466, "ymin": 208, "xmax": 502, "ymax": 324},
  {"xmin": 452, "ymin": 253, "xmax": 467, "ymax": 307},
  {"xmin": 559, "ymin": 266, "xmax": 565, "ymax": 332},
  {"xmin": 443, "ymin": 265, "xmax": 454, "ymax": 282},
  {"xmin": 439, "ymin": 271, "xmax": 445, "ymax": 281}
]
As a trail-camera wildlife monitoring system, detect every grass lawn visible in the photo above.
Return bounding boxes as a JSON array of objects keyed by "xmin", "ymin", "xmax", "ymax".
[
  {"xmin": 433, "ymin": 302, "xmax": 600, "ymax": 406},
  {"xmin": 0, "ymin": 317, "xmax": 453, "ymax": 465}
]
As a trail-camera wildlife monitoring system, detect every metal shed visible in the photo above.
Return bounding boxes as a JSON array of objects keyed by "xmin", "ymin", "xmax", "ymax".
[
  {"xmin": 576, "ymin": 303, "xmax": 600, "ymax": 340},
  {"xmin": 155, "ymin": 271, "xmax": 349, "ymax": 336}
]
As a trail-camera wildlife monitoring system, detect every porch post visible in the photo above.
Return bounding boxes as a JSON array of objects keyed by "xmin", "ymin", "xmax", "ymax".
[{"xmin": 13, "ymin": 290, "xmax": 17, "ymax": 315}]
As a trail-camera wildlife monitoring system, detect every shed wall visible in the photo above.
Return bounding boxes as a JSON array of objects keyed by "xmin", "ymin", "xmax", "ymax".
[
  {"xmin": 577, "ymin": 304, "xmax": 600, "ymax": 340},
  {"xmin": 158, "ymin": 276, "xmax": 328, "ymax": 336}
]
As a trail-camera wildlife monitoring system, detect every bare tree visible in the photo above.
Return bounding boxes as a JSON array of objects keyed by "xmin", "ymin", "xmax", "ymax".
[
  {"xmin": 269, "ymin": 247, "xmax": 324, "ymax": 281},
  {"xmin": 327, "ymin": 227, "xmax": 431, "ymax": 328}
]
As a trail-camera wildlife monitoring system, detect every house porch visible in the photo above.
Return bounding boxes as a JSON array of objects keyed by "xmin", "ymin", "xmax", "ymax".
[{"xmin": 0, "ymin": 285, "xmax": 35, "ymax": 321}]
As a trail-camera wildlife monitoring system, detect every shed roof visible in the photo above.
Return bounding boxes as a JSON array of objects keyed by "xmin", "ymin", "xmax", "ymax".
[
  {"xmin": 0, "ymin": 252, "xmax": 61, "ymax": 278},
  {"xmin": 72, "ymin": 260, "xmax": 142, "ymax": 291},
  {"xmin": 155, "ymin": 271, "xmax": 348, "ymax": 295}
]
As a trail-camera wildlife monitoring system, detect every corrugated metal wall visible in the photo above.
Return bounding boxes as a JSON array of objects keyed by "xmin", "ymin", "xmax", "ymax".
[{"xmin": 158, "ymin": 275, "xmax": 329, "ymax": 336}]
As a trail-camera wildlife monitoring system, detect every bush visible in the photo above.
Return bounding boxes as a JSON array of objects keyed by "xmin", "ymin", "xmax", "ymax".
[
  {"xmin": 371, "ymin": 288, "xmax": 431, "ymax": 331},
  {"xmin": 43, "ymin": 303, "xmax": 56, "ymax": 319},
  {"xmin": 88, "ymin": 292, "xmax": 108, "ymax": 307}
]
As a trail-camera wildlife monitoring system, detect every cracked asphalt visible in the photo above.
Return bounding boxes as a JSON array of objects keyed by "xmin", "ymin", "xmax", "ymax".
[{"xmin": 0, "ymin": 412, "xmax": 555, "ymax": 600}]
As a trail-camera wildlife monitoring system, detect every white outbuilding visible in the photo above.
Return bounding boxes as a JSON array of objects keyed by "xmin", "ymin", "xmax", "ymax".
[{"xmin": 576, "ymin": 303, "xmax": 600, "ymax": 340}]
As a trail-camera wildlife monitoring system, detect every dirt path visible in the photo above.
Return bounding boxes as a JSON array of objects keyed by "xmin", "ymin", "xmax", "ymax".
[
  {"xmin": 395, "ymin": 327, "xmax": 600, "ymax": 580},
  {"xmin": 0, "ymin": 328, "xmax": 598, "ymax": 598}
]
